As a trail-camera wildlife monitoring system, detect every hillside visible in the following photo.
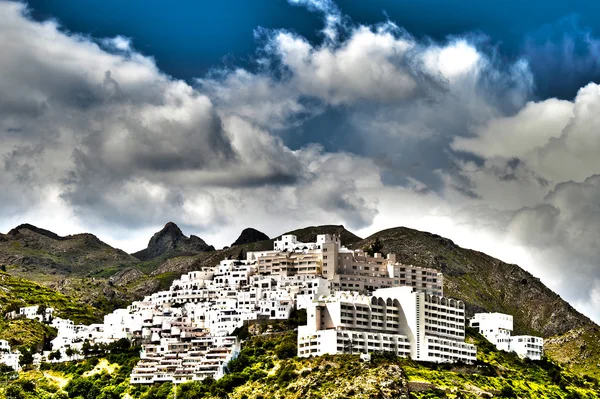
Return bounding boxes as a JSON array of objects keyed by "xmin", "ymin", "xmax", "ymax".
[
  {"xmin": 0, "ymin": 271, "xmax": 101, "ymax": 351},
  {"xmin": 0, "ymin": 224, "xmax": 142, "ymax": 313},
  {"xmin": 3, "ymin": 222, "xmax": 600, "ymax": 378},
  {"xmin": 350, "ymin": 227, "xmax": 599, "ymax": 377},
  {"xmin": 3, "ymin": 328, "xmax": 598, "ymax": 399},
  {"xmin": 1, "ymin": 224, "xmax": 138, "ymax": 279}
]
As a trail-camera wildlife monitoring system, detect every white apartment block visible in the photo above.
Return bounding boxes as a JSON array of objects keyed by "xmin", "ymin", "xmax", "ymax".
[
  {"xmin": 0, "ymin": 340, "xmax": 20, "ymax": 371},
  {"xmin": 126, "ymin": 258, "xmax": 329, "ymax": 384},
  {"xmin": 249, "ymin": 234, "xmax": 444, "ymax": 296},
  {"xmin": 273, "ymin": 234, "xmax": 342, "ymax": 252},
  {"xmin": 298, "ymin": 287, "xmax": 476, "ymax": 363},
  {"xmin": 131, "ymin": 336, "xmax": 239, "ymax": 384},
  {"xmin": 469, "ymin": 312, "xmax": 544, "ymax": 360}
]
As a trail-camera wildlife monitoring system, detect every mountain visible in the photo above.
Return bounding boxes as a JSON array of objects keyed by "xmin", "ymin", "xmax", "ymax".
[
  {"xmin": 350, "ymin": 227, "xmax": 593, "ymax": 337},
  {"xmin": 282, "ymin": 224, "xmax": 362, "ymax": 246},
  {"xmin": 0, "ymin": 223, "xmax": 138, "ymax": 278},
  {"xmin": 0, "ymin": 224, "xmax": 142, "ymax": 313},
  {"xmin": 231, "ymin": 228, "xmax": 269, "ymax": 247},
  {"xmin": 132, "ymin": 222, "xmax": 215, "ymax": 261}
]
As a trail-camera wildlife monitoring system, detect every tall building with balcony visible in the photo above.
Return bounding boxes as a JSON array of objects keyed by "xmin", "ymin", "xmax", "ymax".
[{"xmin": 298, "ymin": 286, "xmax": 476, "ymax": 363}]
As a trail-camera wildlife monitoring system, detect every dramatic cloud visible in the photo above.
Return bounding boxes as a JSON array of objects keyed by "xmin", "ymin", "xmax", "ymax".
[{"xmin": 3, "ymin": 0, "xmax": 600, "ymax": 323}]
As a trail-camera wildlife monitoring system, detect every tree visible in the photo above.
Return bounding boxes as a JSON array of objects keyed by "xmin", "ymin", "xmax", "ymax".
[
  {"xmin": 275, "ymin": 340, "xmax": 297, "ymax": 359},
  {"xmin": 500, "ymin": 385, "xmax": 516, "ymax": 398},
  {"xmin": 365, "ymin": 238, "xmax": 384, "ymax": 256},
  {"xmin": 97, "ymin": 386, "xmax": 121, "ymax": 399},
  {"xmin": 65, "ymin": 347, "xmax": 77, "ymax": 358},
  {"xmin": 82, "ymin": 340, "xmax": 93, "ymax": 356},
  {"xmin": 49, "ymin": 350, "xmax": 62, "ymax": 361},
  {"xmin": 19, "ymin": 348, "xmax": 33, "ymax": 366}
]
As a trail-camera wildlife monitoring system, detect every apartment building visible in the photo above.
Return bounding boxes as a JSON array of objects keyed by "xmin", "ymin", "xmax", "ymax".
[
  {"xmin": 298, "ymin": 287, "xmax": 476, "ymax": 363},
  {"xmin": 249, "ymin": 234, "xmax": 443, "ymax": 296},
  {"xmin": 131, "ymin": 335, "xmax": 239, "ymax": 384},
  {"xmin": 328, "ymin": 250, "xmax": 443, "ymax": 296},
  {"xmin": 469, "ymin": 312, "xmax": 544, "ymax": 360}
]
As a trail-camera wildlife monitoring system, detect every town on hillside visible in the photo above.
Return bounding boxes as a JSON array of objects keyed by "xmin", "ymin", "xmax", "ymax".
[{"xmin": 0, "ymin": 233, "xmax": 544, "ymax": 383}]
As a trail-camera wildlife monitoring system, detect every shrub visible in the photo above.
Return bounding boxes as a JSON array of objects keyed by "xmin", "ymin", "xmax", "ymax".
[
  {"xmin": 5, "ymin": 384, "xmax": 26, "ymax": 399},
  {"xmin": 65, "ymin": 377, "xmax": 100, "ymax": 399},
  {"xmin": 275, "ymin": 340, "xmax": 297, "ymax": 359},
  {"xmin": 500, "ymin": 385, "xmax": 516, "ymax": 398}
]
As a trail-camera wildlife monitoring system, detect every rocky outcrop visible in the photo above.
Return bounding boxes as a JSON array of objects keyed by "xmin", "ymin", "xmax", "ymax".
[
  {"xmin": 8, "ymin": 223, "xmax": 65, "ymax": 241},
  {"xmin": 231, "ymin": 228, "xmax": 269, "ymax": 246},
  {"xmin": 132, "ymin": 222, "xmax": 214, "ymax": 261},
  {"xmin": 109, "ymin": 267, "xmax": 145, "ymax": 287}
]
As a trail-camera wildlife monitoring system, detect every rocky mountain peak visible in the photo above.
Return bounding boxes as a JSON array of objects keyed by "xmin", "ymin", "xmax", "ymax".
[
  {"xmin": 132, "ymin": 222, "xmax": 214, "ymax": 261},
  {"xmin": 231, "ymin": 228, "xmax": 269, "ymax": 247}
]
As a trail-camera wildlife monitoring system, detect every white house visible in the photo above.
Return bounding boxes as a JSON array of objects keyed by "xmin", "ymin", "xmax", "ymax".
[
  {"xmin": 510, "ymin": 336, "xmax": 544, "ymax": 360},
  {"xmin": 469, "ymin": 313, "xmax": 513, "ymax": 351},
  {"xmin": 469, "ymin": 312, "xmax": 544, "ymax": 360},
  {"xmin": 19, "ymin": 305, "xmax": 54, "ymax": 323},
  {"xmin": 0, "ymin": 340, "xmax": 20, "ymax": 371}
]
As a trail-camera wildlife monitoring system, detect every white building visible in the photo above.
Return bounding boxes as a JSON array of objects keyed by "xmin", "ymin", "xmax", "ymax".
[
  {"xmin": 18, "ymin": 305, "xmax": 54, "ymax": 323},
  {"xmin": 298, "ymin": 287, "xmax": 476, "ymax": 363},
  {"xmin": 0, "ymin": 340, "xmax": 20, "ymax": 371},
  {"xmin": 273, "ymin": 234, "xmax": 341, "ymax": 252},
  {"xmin": 469, "ymin": 312, "xmax": 543, "ymax": 360},
  {"xmin": 509, "ymin": 336, "xmax": 544, "ymax": 360},
  {"xmin": 130, "ymin": 336, "xmax": 239, "ymax": 384},
  {"xmin": 469, "ymin": 313, "xmax": 513, "ymax": 351}
]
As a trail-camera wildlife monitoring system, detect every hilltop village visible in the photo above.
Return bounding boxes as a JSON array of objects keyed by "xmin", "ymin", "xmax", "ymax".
[{"xmin": 0, "ymin": 233, "xmax": 544, "ymax": 383}]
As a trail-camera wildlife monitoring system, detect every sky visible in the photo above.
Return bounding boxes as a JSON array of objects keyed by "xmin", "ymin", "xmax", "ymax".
[{"xmin": 2, "ymin": 0, "xmax": 600, "ymax": 322}]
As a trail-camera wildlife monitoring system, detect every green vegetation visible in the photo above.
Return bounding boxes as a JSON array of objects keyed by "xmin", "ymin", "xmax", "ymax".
[
  {"xmin": 0, "ymin": 271, "xmax": 101, "ymax": 324},
  {"xmin": 0, "ymin": 318, "xmax": 56, "ymax": 352},
  {"xmin": 403, "ymin": 328, "xmax": 600, "ymax": 398},
  {"xmin": 2, "ymin": 328, "xmax": 599, "ymax": 399},
  {"xmin": 545, "ymin": 327, "xmax": 600, "ymax": 380}
]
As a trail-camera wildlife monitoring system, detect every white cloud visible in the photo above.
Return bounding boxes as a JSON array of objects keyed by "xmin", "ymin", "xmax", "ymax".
[{"xmin": 4, "ymin": 0, "xmax": 600, "ymax": 325}]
